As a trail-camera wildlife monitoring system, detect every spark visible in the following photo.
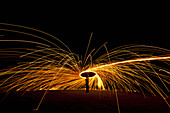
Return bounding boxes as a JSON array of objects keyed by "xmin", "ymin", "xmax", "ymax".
[
  {"xmin": 0, "ymin": 40, "xmax": 50, "ymax": 47},
  {"xmin": 87, "ymin": 56, "xmax": 170, "ymax": 71},
  {"xmin": 0, "ymin": 23, "xmax": 170, "ymax": 112}
]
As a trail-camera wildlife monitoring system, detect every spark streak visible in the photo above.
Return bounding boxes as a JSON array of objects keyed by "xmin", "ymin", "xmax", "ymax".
[
  {"xmin": 0, "ymin": 23, "xmax": 170, "ymax": 111},
  {"xmin": 87, "ymin": 56, "xmax": 170, "ymax": 71}
]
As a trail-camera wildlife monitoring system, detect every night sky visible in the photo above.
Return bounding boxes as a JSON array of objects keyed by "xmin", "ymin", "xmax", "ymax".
[{"xmin": 0, "ymin": 11, "xmax": 169, "ymax": 59}]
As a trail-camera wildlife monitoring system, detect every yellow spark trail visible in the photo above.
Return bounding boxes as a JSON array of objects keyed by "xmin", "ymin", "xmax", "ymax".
[
  {"xmin": 0, "ymin": 23, "xmax": 170, "ymax": 111},
  {"xmin": 87, "ymin": 56, "xmax": 170, "ymax": 71}
]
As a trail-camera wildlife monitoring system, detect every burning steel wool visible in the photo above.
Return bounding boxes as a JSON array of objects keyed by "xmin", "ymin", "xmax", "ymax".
[{"xmin": 0, "ymin": 23, "xmax": 169, "ymax": 112}]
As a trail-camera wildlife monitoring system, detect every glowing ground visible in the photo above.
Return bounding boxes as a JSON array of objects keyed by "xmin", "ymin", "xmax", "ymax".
[{"xmin": 0, "ymin": 90, "xmax": 169, "ymax": 113}]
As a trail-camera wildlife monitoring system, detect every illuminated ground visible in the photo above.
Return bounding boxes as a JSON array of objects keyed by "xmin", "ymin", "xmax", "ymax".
[{"xmin": 0, "ymin": 90, "xmax": 169, "ymax": 113}]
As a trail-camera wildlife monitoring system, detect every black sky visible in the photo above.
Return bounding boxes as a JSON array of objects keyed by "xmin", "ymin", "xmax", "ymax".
[{"xmin": 0, "ymin": 11, "xmax": 169, "ymax": 56}]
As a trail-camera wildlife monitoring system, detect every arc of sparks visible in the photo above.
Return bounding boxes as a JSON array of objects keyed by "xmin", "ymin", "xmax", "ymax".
[
  {"xmin": 0, "ymin": 40, "xmax": 50, "ymax": 47},
  {"xmin": 1, "ymin": 23, "xmax": 170, "ymax": 112},
  {"xmin": 87, "ymin": 56, "xmax": 170, "ymax": 71}
]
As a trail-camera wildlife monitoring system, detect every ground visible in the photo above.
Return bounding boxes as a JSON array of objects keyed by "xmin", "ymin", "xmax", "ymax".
[{"xmin": 0, "ymin": 90, "xmax": 169, "ymax": 113}]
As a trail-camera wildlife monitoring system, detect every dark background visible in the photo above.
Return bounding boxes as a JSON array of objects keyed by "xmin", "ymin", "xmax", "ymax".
[
  {"xmin": 0, "ymin": 7, "xmax": 169, "ymax": 68},
  {"xmin": 0, "ymin": 10, "xmax": 169, "ymax": 55}
]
